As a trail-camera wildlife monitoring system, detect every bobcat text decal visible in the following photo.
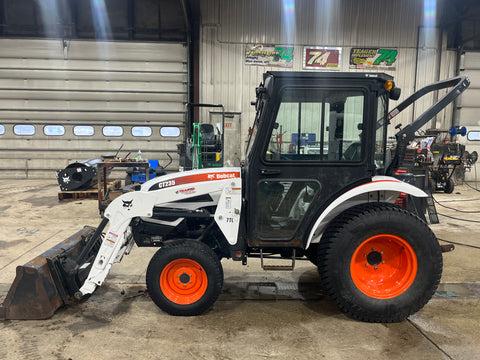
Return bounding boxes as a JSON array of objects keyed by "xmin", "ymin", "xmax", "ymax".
[{"xmin": 149, "ymin": 172, "xmax": 240, "ymax": 191}]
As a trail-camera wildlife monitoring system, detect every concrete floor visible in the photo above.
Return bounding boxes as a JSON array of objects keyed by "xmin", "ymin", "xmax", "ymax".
[{"xmin": 0, "ymin": 179, "xmax": 479, "ymax": 360}]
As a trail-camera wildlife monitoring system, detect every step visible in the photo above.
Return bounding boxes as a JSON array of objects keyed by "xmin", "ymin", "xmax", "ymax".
[{"xmin": 260, "ymin": 249, "xmax": 296, "ymax": 271}]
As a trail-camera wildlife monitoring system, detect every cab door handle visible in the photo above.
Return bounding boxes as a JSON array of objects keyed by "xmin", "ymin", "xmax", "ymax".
[{"xmin": 260, "ymin": 169, "xmax": 280, "ymax": 175}]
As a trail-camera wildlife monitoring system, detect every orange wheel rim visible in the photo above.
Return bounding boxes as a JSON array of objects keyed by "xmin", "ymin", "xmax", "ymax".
[
  {"xmin": 160, "ymin": 259, "xmax": 208, "ymax": 305},
  {"xmin": 350, "ymin": 234, "xmax": 417, "ymax": 299}
]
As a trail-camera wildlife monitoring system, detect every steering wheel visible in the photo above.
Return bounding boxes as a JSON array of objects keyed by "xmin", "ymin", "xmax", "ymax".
[{"xmin": 343, "ymin": 142, "xmax": 361, "ymax": 161}]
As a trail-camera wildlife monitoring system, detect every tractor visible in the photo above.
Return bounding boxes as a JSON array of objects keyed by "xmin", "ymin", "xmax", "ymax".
[{"xmin": 0, "ymin": 71, "xmax": 469, "ymax": 323}]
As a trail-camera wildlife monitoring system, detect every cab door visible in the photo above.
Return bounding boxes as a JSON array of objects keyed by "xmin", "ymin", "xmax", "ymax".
[{"xmin": 246, "ymin": 85, "xmax": 374, "ymax": 247}]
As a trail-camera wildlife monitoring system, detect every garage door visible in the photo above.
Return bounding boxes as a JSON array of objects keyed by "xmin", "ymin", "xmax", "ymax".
[
  {"xmin": 460, "ymin": 52, "xmax": 480, "ymax": 182},
  {"xmin": 0, "ymin": 38, "xmax": 187, "ymax": 179}
]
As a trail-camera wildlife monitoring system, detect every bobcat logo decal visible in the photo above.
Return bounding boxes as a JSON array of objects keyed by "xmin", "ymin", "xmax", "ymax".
[{"xmin": 122, "ymin": 199, "xmax": 133, "ymax": 210}]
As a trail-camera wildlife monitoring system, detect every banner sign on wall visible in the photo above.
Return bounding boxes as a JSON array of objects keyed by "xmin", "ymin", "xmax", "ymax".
[
  {"xmin": 245, "ymin": 45, "xmax": 294, "ymax": 67},
  {"xmin": 349, "ymin": 48, "xmax": 398, "ymax": 70},
  {"xmin": 303, "ymin": 47, "xmax": 341, "ymax": 70}
]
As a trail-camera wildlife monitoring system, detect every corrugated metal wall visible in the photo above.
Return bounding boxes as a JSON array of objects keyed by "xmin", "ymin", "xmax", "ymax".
[
  {"xmin": 460, "ymin": 52, "xmax": 480, "ymax": 181},
  {"xmin": 0, "ymin": 39, "xmax": 187, "ymax": 178},
  {"xmin": 461, "ymin": 52, "xmax": 480, "ymax": 127},
  {"xmin": 199, "ymin": 0, "xmax": 458, "ymax": 157}
]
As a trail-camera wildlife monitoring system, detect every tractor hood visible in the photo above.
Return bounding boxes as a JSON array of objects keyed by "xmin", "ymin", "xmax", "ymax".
[{"xmin": 141, "ymin": 167, "xmax": 241, "ymax": 193}]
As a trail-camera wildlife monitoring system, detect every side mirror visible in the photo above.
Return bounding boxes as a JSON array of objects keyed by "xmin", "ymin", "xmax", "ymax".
[{"xmin": 389, "ymin": 88, "xmax": 401, "ymax": 101}]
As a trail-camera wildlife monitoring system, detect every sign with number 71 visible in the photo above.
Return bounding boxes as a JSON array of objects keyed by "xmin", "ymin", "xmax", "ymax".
[{"xmin": 303, "ymin": 47, "xmax": 341, "ymax": 70}]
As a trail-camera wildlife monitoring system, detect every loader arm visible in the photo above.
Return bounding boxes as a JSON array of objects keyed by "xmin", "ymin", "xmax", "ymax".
[
  {"xmin": 386, "ymin": 75, "xmax": 470, "ymax": 176},
  {"xmin": 79, "ymin": 168, "xmax": 242, "ymax": 297},
  {"xmin": 0, "ymin": 168, "xmax": 241, "ymax": 319}
]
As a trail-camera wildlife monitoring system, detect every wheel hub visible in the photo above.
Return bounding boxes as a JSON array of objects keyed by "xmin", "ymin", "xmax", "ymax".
[
  {"xmin": 179, "ymin": 272, "xmax": 191, "ymax": 284},
  {"xmin": 366, "ymin": 250, "xmax": 382, "ymax": 266}
]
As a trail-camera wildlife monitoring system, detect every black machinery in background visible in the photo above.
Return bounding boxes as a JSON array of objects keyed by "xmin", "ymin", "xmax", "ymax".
[
  {"xmin": 177, "ymin": 103, "xmax": 225, "ymax": 171},
  {"xmin": 394, "ymin": 126, "xmax": 478, "ymax": 194},
  {"xmin": 56, "ymin": 158, "xmax": 102, "ymax": 191},
  {"xmin": 56, "ymin": 146, "xmax": 127, "ymax": 191}
]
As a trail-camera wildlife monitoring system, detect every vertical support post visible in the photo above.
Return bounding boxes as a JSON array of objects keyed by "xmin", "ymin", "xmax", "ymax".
[
  {"xmin": 127, "ymin": 0, "xmax": 135, "ymax": 40},
  {"xmin": 0, "ymin": 0, "xmax": 5, "ymax": 37}
]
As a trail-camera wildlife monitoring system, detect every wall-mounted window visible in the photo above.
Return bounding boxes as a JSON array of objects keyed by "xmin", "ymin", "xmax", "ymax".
[
  {"xmin": 74, "ymin": 125, "xmax": 95, "ymax": 136},
  {"xmin": 132, "ymin": 126, "xmax": 152, "ymax": 137},
  {"xmin": 103, "ymin": 126, "xmax": 123, "ymax": 137},
  {"xmin": 14, "ymin": 124, "xmax": 35, "ymax": 135},
  {"xmin": 161, "ymin": 127, "xmax": 180, "ymax": 137},
  {"xmin": 467, "ymin": 131, "xmax": 480, "ymax": 141},
  {"xmin": 0, "ymin": 125, "xmax": 4, "ymax": 135},
  {"xmin": 44, "ymin": 125, "xmax": 65, "ymax": 136}
]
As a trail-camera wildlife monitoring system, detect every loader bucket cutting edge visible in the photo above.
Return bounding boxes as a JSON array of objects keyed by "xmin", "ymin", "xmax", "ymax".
[{"xmin": 0, "ymin": 225, "xmax": 98, "ymax": 320}]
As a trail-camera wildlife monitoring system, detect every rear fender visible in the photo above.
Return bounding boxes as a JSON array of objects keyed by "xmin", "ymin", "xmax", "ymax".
[{"xmin": 306, "ymin": 176, "xmax": 427, "ymax": 249}]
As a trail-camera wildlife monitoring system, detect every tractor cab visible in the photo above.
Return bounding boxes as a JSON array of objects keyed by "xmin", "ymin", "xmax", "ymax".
[{"xmin": 244, "ymin": 72, "xmax": 399, "ymax": 249}]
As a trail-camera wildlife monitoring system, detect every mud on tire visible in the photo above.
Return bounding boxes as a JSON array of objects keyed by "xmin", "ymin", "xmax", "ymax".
[
  {"xmin": 146, "ymin": 239, "xmax": 223, "ymax": 316},
  {"xmin": 317, "ymin": 203, "xmax": 443, "ymax": 323}
]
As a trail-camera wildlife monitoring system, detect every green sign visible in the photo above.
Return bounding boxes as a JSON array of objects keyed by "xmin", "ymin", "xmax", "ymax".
[
  {"xmin": 245, "ymin": 45, "xmax": 294, "ymax": 67},
  {"xmin": 350, "ymin": 48, "xmax": 398, "ymax": 70}
]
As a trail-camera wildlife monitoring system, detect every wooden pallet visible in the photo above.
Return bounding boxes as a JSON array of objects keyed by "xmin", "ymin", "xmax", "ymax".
[{"xmin": 58, "ymin": 180, "xmax": 121, "ymax": 201}]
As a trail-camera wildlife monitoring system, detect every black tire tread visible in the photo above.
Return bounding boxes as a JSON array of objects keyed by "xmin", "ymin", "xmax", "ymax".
[
  {"xmin": 317, "ymin": 203, "xmax": 443, "ymax": 323},
  {"xmin": 146, "ymin": 239, "xmax": 223, "ymax": 316}
]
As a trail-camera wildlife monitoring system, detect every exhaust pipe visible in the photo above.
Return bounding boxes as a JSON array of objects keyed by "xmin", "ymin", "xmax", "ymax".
[{"xmin": 0, "ymin": 219, "xmax": 108, "ymax": 320}]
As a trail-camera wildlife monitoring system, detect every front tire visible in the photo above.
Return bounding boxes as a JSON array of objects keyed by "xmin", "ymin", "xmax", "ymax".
[
  {"xmin": 317, "ymin": 203, "xmax": 442, "ymax": 322},
  {"xmin": 146, "ymin": 240, "xmax": 223, "ymax": 316}
]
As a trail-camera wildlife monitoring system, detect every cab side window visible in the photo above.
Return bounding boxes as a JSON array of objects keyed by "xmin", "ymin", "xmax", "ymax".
[{"xmin": 265, "ymin": 88, "xmax": 365, "ymax": 162}]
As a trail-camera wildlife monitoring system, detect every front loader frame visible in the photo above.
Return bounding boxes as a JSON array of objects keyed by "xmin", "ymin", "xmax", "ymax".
[{"xmin": 79, "ymin": 167, "xmax": 242, "ymax": 297}]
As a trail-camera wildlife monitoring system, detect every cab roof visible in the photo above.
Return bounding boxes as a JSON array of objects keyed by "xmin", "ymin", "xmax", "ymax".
[{"xmin": 265, "ymin": 71, "xmax": 394, "ymax": 82}]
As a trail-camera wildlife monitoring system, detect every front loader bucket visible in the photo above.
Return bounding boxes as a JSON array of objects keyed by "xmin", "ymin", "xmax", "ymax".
[{"xmin": 0, "ymin": 223, "xmax": 105, "ymax": 320}]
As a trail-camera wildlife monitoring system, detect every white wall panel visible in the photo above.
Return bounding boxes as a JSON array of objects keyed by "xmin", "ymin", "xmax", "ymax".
[
  {"xmin": 0, "ymin": 39, "xmax": 188, "ymax": 178},
  {"xmin": 460, "ymin": 52, "xmax": 480, "ymax": 181},
  {"xmin": 199, "ymin": 0, "xmax": 457, "ymax": 159}
]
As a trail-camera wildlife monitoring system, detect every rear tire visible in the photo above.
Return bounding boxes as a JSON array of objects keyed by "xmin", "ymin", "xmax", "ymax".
[
  {"xmin": 146, "ymin": 240, "xmax": 223, "ymax": 316},
  {"xmin": 317, "ymin": 203, "xmax": 442, "ymax": 322}
]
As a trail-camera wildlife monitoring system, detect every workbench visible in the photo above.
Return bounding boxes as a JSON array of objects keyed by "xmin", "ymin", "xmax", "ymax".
[{"xmin": 97, "ymin": 160, "xmax": 150, "ymax": 216}]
